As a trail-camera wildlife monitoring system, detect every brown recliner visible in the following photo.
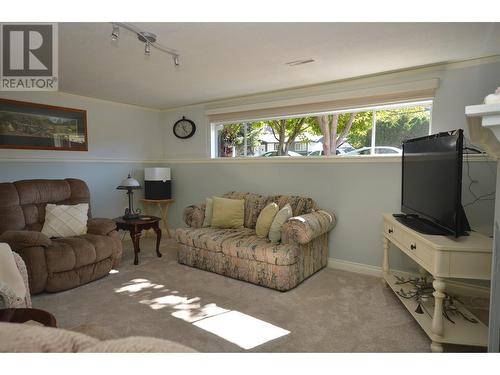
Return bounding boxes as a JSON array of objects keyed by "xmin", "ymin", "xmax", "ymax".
[{"xmin": 0, "ymin": 179, "xmax": 122, "ymax": 294}]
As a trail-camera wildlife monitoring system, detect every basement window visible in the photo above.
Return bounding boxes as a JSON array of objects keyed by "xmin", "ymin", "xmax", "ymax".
[{"xmin": 210, "ymin": 101, "xmax": 432, "ymax": 158}]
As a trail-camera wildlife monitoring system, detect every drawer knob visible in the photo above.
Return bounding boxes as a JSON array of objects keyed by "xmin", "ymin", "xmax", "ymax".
[
  {"xmin": 388, "ymin": 228, "xmax": 393, "ymax": 234},
  {"xmin": 410, "ymin": 244, "xmax": 417, "ymax": 250}
]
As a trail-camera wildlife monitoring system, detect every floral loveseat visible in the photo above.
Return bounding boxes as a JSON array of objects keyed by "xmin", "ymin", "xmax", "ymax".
[{"xmin": 176, "ymin": 192, "xmax": 336, "ymax": 291}]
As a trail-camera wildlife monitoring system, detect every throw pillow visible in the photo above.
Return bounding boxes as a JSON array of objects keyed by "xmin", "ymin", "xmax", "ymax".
[
  {"xmin": 202, "ymin": 197, "xmax": 214, "ymax": 227},
  {"xmin": 41, "ymin": 203, "xmax": 89, "ymax": 238},
  {"xmin": 210, "ymin": 197, "xmax": 245, "ymax": 229},
  {"xmin": 268, "ymin": 203, "xmax": 293, "ymax": 243},
  {"xmin": 255, "ymin": 202, "xmax": 279, "ymax": 238},
  {"xmin": 0, "ymin": 242, "xmax": 26, "ymax": 304}
]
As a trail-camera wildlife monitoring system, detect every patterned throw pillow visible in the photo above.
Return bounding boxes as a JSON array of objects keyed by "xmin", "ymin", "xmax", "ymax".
[
  {"xmin": 268, "ymin": 203, "xmax": 293, "ymax": 243},
  {"xmin": 41, "ymin": 203, "xmax": 89, "ymax": 238}
]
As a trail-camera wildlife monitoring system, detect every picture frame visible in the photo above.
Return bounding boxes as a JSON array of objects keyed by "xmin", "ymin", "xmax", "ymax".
[{"xmin": 0, "ymin": 98, "xmax": 88, "ymax": 151}]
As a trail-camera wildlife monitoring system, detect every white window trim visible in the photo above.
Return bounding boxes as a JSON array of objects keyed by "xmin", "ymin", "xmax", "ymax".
[{"xmin": 210, "ymin": 100, "xmax": 433, "ymax": 159}]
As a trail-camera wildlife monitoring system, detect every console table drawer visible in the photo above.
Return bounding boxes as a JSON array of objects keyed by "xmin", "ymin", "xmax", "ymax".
[{"xmin": 384, "ymin": 220, "xmax": 433, "ymax": 268}]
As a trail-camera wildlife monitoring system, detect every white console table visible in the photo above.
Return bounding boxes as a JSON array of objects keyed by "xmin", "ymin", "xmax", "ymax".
[{"xmin": 382, "ymin": 213, "xmax": 492, "ymax": 352}]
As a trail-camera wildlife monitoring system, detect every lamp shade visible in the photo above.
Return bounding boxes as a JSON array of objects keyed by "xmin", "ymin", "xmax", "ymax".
[{"xmin": 117, "ymin": 174, "xmax": 141, "ymax": 190}]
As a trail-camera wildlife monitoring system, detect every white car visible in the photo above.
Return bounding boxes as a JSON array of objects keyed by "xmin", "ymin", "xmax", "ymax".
[
  {"xmin": 342, "ymin": 146, "xmax": 402, "ymax": 156},
  {"xmin": 259, "ymin": 150, "xmax": 303, "ymax": 157},
  {"xmin": 307, "ymin": 147, "xmax": 355, "ymax": 156}
]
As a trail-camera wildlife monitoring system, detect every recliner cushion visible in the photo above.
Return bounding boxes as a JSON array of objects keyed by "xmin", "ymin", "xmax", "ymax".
[{"xmin": 46, "ymin": 235, "xmax": 114, "ymax": 273}]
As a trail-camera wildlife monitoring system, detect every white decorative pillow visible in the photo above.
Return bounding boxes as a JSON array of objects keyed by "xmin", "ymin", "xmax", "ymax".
[
  {"xmin": 268, "ymin": 203, "xmax": 293, "ymax": 243},
  {"xmin": 41, "ymin": 203, "xmax": 89, "ymax": 238},
  {"xmin": 0, "ymin": 242, "xmax": 26, "ymax": 305}
]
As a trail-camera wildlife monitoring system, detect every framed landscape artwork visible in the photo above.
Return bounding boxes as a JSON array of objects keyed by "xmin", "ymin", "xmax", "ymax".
[{"xmin": 0, "ymin": 99, "xmax": 88, "ymax": 151}]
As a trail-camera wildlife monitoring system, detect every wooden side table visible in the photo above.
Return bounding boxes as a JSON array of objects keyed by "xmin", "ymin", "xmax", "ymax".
[
  {"xmin": 140, "ymin": 199, "xmax": 174, "ymax": 238},
  {"xmin": 0, "ymin": 308, "xmax": 57, "ymax": 327},
  {"xmin": 114, "ymin": 215, "xmax": 162, "ymax": 265}
]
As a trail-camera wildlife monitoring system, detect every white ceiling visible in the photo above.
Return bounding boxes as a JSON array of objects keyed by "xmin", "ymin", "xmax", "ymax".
[{"xmin": 58, "ymin": 23, "xmax": 500, "ymax": 110}]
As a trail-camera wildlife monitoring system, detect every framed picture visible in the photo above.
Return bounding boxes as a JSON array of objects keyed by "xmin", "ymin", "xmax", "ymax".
[{"xmin": 0, "ymin": 98, "xmax": 88, "ymax": 151}]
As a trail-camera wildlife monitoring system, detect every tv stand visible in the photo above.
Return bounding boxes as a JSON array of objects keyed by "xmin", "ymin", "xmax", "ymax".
[
  {"xmin": 392, "ymin": 214, "xmax": 452, "ymax": 236},
  {"xmin": 382, "ymin": 214, "xmax": 492, "ymax": 352}
]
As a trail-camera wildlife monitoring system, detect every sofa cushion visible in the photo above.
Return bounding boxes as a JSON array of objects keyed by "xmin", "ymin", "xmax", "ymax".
[
  {"xmin": 176, "ymin": 227, "xmax": 254, "ymax": 253},
  {"xmin": 45, "ymin": 235, "xmax": 114, "ymax": 273},
  {"xmin": 270, "ymin": 195, "xmax": 319, "ymax": 216},
  {"xmin": 221, "ymin": 232, "xmax": 300, "ymax": 266},
  {"xmin": 223, "ymin": 192, "xmax": 267, "ymax": 229}
]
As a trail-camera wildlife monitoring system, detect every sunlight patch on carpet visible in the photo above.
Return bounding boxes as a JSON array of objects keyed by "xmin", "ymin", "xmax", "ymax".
[
  {"xmin": 115, "ymin": 278, "xmax": 290, "ymax": 349},
  {"xmin": 193, "ymin": 311, "xmax": 290, "ymax": 349}
]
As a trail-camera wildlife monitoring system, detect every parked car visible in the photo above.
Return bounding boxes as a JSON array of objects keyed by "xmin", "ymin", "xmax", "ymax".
[
  {"xmin": 259, "ymin": 150, "xmax": 303, "ymax": 157},
  {"xmin": 342, "ymin": 146, "xmax": 402, "ymax": 156},
  {"xmin": 307, "ymin": 148, "xmax": 353, "ymax": 156}
]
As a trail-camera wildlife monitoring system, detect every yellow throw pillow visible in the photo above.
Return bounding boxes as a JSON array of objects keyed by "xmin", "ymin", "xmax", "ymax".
[
  {"xmin": 211, "ymin": 197, "xmax": 245, "ymax": 229},
  {"xmin": 255, "ymin": 202, "xmax": 279, "ymax": 238},
  {"xmin": 268, "ymin": 203, "xmax": 293, "ymax": 243}
]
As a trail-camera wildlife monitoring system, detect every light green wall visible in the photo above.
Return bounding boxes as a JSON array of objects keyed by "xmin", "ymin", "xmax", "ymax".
[
  {"xmin": 160, "ymin": 60, "xmax": 500, "ymax": 268},
  {"xmin": 0, "ymin": 91, "xmax": 166, "ymax": 219},
  {"xmin": 0, "ymin": 60, "xmax": 498, "ymax": 270}
]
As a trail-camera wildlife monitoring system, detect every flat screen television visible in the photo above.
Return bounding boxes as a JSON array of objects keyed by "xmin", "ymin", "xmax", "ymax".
[{"xmin": 396, "ymin": 129, "xmax": 470, "ymax": 237}]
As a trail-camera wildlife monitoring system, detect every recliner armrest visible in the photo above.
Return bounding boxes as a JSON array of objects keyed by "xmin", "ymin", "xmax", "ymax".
[
  {"xmin": 281, "ymin": 210, "xmax": 336, "ymax": 245},
  {"xmin": 87, "ymin": 218, "xmax": 117, "ymax": 236},
  {"xmin": 0, "ymin": 230, "xmax": 52, "ymax": 251},
  {"xmin": 183, "ymin": 205, "xmax": 205, "ymax": 228}
]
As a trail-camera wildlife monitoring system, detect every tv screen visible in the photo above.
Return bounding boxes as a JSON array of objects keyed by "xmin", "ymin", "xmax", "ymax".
[{"xmin": 401, "ymin": 130, "xmax": 466, "ymax": 237}]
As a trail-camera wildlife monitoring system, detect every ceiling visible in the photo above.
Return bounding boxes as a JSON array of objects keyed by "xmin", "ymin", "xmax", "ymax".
[{"xmin": 58, "ymin": 23, "xmax": 500, "ymax": 110}]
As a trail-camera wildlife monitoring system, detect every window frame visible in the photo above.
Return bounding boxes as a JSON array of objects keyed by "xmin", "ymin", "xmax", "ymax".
[{"xmin": 210, "ymin": 100, "xmax": 433, "ymax": 159}]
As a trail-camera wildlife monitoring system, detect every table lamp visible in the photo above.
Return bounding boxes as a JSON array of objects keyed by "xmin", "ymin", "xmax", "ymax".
[{"xmin": 117, "ymin": 174, "xmax": 141, "ymax": 219}]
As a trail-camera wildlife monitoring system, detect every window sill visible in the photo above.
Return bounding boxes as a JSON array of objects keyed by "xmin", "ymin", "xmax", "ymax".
[{"xmin": 166, "ymin": 154, "xmax": 495, "ymax": 164}]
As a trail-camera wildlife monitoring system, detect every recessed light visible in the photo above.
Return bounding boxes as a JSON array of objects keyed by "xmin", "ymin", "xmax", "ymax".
[{"xmin": 286, "ymin": 59, "xmax": 315, "ymax": 66}]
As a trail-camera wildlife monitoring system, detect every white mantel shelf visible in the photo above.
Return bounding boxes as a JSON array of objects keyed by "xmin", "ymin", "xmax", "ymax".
[{"xmin": 466, "ymin": 103, "xmax": 500, "ymax": 140}]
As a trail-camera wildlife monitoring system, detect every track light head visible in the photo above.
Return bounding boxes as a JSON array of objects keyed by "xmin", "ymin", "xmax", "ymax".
[
  {"xmin": 111, "ymin": 24, "xmax": 119, "ymax": 41},
  {"xmin": 110, "ymin": 23, "xmax": 180, "ymax": 67}
]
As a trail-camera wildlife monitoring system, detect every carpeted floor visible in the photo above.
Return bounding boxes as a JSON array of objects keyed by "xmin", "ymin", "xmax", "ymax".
[{"xmin": 32, "ymin": 237, "xmax": 436, "ymax": 352}]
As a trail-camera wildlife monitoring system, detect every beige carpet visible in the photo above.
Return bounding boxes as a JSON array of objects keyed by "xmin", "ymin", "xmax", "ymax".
[{"xmin": 33, "ymin": 237, "xmax": 438, "ymax": 352}]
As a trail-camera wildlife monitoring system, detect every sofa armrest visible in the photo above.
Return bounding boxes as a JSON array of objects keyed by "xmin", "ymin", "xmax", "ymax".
[
  {"xmin": 183, "ymin": 205, "xmax": 205, "ymax": 228},
  {"xmin": 281, "ymin": 210, "xmax": 336, "ymax": 245},
  {"xmin": 0, "ymin": 230, "xmax": 52, "ymax": 251},
  {"xmin": 87, "ymin": 218, "xmax": 117, "ymax": 236}
]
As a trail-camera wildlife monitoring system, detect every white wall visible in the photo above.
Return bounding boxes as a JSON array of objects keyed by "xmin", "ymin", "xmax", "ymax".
[{"xmin": 161, "ymin": 59, "xmax": 500, "ymax": 269}]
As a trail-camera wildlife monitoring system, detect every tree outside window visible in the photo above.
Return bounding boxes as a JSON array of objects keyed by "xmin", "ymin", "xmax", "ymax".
[{"xmin": 213, "ymin": 102, "xmax": 432, "ymax": 158}]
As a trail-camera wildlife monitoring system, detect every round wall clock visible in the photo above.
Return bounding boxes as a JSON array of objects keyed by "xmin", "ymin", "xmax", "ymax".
[{"xmin": 173, "ymin": 116, "xmax": 196, "ymax": 139}]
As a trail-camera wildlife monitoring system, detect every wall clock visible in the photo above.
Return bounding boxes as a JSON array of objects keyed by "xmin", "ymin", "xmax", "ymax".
[{"xmin": 173, "ymin": 116, "xmax": 196, "ymax": 139}]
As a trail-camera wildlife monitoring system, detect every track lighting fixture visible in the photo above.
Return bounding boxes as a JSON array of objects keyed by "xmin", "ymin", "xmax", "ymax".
[{"xmin": 110, "ymin": 23, "xmax": 180, "ymax": 66}]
